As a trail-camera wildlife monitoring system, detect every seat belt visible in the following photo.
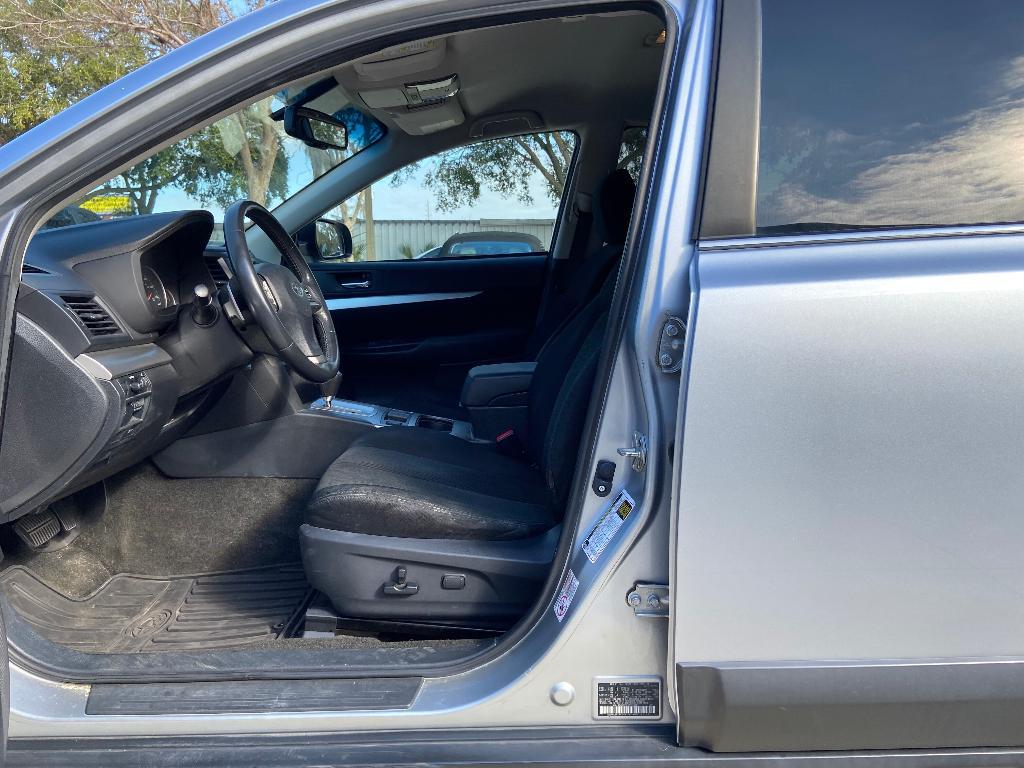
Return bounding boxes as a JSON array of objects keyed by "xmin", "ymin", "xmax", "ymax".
[
  {"xmin": 557, "ymin": 201, "xmax": 594, "ymax": 294},
  {"xmin": 535, "ymin": 194, "xmax": 592, "ymax": 331},
  {"xmin": 529, "ymin": 192, "xmax": 594, "ymax": 357}
]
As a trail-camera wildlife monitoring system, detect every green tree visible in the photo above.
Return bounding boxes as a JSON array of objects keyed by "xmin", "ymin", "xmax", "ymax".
[
  {"xmin": 398, "ymin": 131, "xmax": 576, "ymax": 213},
  {"xmin": 0, "ymin": 2, "xmax": 149, "ymax": 144},
  {"xmin": 0, "ymin": 0, "xmax": 286, "ymax": 208},
  {"xmin": 398, "ymin": 241, "xmax": 435, "ymax": 260},
  {"xmin": 396, "ymin": 128, "xmax": 647, "ymax": 219},
  {"xmin": 317, "ymin": 110, "xmax": 387, "ymax": 257}
]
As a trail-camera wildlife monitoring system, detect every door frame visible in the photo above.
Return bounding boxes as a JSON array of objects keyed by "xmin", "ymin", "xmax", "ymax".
[{"xmin": 0, "ymin": 0, "xmax": 700, "ymax": 741}]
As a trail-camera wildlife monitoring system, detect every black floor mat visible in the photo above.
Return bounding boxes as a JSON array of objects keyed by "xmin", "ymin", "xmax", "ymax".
[{"xmin": 0, "ymin": 563, "xmax": 311, "ymax": 653}]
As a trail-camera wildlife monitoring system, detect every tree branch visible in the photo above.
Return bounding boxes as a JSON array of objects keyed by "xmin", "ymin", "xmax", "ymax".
[{"xmin": 512, "ymin": 136, "xmax": 560, "ymax": 192}]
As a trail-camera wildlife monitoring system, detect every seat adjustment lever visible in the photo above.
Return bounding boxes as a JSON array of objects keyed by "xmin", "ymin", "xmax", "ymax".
[{"xmin": 382, "ymin": 566, "xmax": 419, "ymax": 596}]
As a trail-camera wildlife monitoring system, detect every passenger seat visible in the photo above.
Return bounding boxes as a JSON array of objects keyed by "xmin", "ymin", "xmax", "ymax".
[{"xmin": 299, "ymin": 272, "xmax": 618, "ymax": 623}]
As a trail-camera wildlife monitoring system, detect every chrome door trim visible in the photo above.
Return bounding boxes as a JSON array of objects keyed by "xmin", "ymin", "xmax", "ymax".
[
  {"xmin": 325, "ymin": 291, "xmax": 479, "ymax": 311},
  {"xmin": 701, "ymin": 221, "xmax": 1024, "ymax": 252}
]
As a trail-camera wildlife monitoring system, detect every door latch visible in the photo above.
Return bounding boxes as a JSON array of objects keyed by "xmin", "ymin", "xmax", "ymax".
[
  {"xmin": 617, "ymin": 431, "xmax": 648, "ymax": 472},
  {"xmin": 626, "ymin": 583, "xmax": 669, "ymax": 617},
  {"xmin": 657, "ymin": 316, "xmax": 687, "ymax": 373},
  {"xmin": 383, "ymin": 566, "xmax": 419, "ymax": 596}
]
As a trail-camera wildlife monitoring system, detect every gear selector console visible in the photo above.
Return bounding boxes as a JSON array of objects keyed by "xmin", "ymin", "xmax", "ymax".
[{"xmin": 309, "ymin": 397, "xmax": 475, "ymax": 441}]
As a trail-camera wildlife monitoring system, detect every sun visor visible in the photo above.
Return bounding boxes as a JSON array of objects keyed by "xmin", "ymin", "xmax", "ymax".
[
  {"xmin": 386, "ymin": 99, "xmax": 465, "ymax": 135},
  {"xmin": 352, "ymin": 38, "xmax": 447, "ymax": 82}
]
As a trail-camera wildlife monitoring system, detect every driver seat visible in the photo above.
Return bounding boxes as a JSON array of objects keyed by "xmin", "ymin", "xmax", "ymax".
[{"xmin": 299, "ymin": 273, "xmax": 614, "ymax": 623}]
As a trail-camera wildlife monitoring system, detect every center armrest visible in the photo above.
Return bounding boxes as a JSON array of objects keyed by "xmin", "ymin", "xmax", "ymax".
[{"xmin": 460, "ymin": 362, "xmax": 537, "ymax": 407}]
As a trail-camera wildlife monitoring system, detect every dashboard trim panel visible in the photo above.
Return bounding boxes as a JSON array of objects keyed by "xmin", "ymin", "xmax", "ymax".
[{"xmin": 75, "ymin": 344, "xmax": 173, "ymax": 380}]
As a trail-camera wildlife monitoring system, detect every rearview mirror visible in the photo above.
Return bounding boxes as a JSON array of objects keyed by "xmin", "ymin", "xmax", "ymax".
[{"xmin": 283, "ymin": 106, "xmax": 348, "ymax": 151}]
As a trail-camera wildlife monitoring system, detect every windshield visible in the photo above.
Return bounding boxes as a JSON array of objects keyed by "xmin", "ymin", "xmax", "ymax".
[{"xmin": 56, "ymin": 90, "xmax": 385, "ymax": 242}]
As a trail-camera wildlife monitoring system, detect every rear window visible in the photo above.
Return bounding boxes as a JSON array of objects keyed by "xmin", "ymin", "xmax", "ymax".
[{"xmin": 754, "ymin": 0, "xmax": 1024, "ymax": 235}]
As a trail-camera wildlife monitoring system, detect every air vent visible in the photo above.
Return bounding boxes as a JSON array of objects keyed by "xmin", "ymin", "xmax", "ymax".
[
  {"xmin": 59, "ymin": 295, "xmax": 121, "ymax": 337},
  {"xmin": 21, "ymin": 263, "xmax": 49, "ymax": 274},
  {"xmin": 205, "ymin": 254, "xmax": 230, "ymax": 286}
]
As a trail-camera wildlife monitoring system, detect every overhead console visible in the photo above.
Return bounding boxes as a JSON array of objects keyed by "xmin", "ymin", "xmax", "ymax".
[{"xmin": 335, "ymin": 37, "xmax": 468, "ymax": 136}]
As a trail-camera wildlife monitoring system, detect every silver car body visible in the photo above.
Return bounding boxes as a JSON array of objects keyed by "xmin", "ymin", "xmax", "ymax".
[{"xmin": 2, "ymin": 0, "xmax": 1023, "ymax": 763}]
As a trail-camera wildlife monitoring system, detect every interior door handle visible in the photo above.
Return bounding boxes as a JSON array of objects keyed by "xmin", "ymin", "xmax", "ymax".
[{"xmin": 340, "ymin": 280, "xmax": 370, "ymax": 289}]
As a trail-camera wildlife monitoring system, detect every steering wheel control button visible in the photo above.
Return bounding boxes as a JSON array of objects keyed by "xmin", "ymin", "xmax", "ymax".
[
  {"xmin": 258, "ymin": 275, "xmax": 279, "ymax": 311},
  {"xmin": 441, "ymin": 574, "xmax": 466, "ymax": 590}
]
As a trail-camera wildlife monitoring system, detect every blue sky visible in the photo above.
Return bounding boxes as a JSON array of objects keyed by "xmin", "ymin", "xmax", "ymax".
[
  {"xmin": 121, "ymin": 141, "xmax": 558, "ymax": 222},
  {"xmin": 757, "ymin": 0, "xmax": 1024, "ymax": 228}
]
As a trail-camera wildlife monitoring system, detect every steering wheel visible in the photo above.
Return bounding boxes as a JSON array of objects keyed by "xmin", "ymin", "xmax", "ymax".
[{"xmin": 224, "ymin": 200, "xmax": 340, "ymax": 383}]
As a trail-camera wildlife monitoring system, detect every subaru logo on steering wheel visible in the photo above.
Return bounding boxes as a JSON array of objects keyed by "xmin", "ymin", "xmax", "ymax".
[{"xmin": 290, "ymin": 282, "xmax": 306, "ymax": 298}]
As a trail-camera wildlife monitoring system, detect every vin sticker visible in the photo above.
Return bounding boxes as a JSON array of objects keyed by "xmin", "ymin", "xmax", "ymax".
[
  {"xmin": 593, "ymin": 677, "xmax": 662, "ymax": 720},
  {"xmin": 553, "ymin": 568, "xmax": 579, "ymax": 623},
  {"xmin": 582, "ymin": 489, "xmax": 635, "ymax": 563}
]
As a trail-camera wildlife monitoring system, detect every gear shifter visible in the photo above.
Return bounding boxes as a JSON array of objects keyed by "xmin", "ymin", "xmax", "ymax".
[{"xmin": 320, "ymin": 372, "xmax": 342, "ymax": 409}]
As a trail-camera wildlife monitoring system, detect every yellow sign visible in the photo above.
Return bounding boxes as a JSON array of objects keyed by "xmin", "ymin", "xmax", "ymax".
[{"xmin": 80, "ymin": 195, "xmax": 132, "ymax": 215}]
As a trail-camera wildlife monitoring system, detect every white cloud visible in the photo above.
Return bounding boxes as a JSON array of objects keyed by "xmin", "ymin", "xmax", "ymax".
[
  {"xmin": 778, "ymin": 101, "xmax": 1024, "ymax": 225},
  {"xmin": 766, "ymin": 59, "xmax": 1024, "ymax": 227}
]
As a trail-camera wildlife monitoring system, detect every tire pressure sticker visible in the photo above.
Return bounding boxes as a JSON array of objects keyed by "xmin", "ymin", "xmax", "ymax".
[
  {"xmin": 593, "ymin": 677, "xmax": 662, "ymax": 719},
  {"xmin": 582, "ymin": 489, "xmax": 635, "ymax": 563},
  {"xmin": 553, "ymin": 568, "xmax": 579, "ymax": 623}
]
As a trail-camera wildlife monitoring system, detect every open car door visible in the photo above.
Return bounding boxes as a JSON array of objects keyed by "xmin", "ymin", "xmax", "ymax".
[{"xmin": 672, "ymin": 0, "xmax": 1024, "ymax": 755}]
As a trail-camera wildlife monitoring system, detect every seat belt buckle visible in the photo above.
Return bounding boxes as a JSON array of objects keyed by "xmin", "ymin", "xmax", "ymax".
[{"xmin": 495, "ymin": 428, "xmax": 526, "ymax": 456}]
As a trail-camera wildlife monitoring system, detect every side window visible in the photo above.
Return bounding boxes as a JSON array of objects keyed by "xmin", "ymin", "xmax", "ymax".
[
  {"xmin": 710, "ymin": 0, "xmax": 1024, "ymax": 237},
  {"xmin": 321, "ymin": 131, "xmax": 576, "ymax": 261}
]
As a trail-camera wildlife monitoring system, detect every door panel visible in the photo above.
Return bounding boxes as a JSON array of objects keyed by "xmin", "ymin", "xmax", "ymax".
[
  {"xmin": 673, "ymin": 231, "xmax": 1024, "ymax": 751},
  {"xmin": 310, "ymin": 255, "xmax": 546, "ymax": 411}
]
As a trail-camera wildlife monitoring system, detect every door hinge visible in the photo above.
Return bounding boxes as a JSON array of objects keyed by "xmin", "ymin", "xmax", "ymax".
[
  {"xmin": 657, "ymin": 316, "xmax": 687, "ymax": 373},
  {"xmin": 626, "ymin": 583, "xmax": 669, "ymax": 617},
  {"xmin": 617, "ymin": 431, "xmax": 648, "ymax": 472}
]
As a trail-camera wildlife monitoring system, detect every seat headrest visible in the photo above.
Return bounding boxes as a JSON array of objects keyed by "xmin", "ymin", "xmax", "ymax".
[{"xmin": 593, "ymin": 168, "xmax": 637, "ymax": 246}]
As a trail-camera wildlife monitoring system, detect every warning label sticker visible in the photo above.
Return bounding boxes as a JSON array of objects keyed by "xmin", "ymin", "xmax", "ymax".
[
  {"xmin": 553, "ymin": 568, "xmax": 579, "ymax": 623},
  {"xmin": 582, "ymin": 489, "xmax": 635, "ymax": 563},
  {"xmin": 594, "ymin": 677, "xmax": 662, "ymax": 719}
]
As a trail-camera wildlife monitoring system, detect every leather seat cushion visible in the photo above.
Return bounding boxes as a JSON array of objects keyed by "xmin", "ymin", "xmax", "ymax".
[{"xmin": 306, "ymin": 427, "xmax": 556, "ymax": 540}]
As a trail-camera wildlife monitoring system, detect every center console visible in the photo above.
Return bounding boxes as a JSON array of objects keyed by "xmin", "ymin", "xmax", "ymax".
[
  {"xmin": 307, "ymin": 398, "xmax": 476, "ymax": 441},
  {"xmin": 154, "ymin": 357, "xmax": 481, "ymax": 482}
]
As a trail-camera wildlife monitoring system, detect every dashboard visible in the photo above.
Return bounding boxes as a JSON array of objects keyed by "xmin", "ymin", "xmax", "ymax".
[
  {"xmin": 0, "ymin": 211, "xmax": 254, "ymax": 523},
  {"xmin": 24, "ymin": 210, "xmax": 219, "ymax": 335}
]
